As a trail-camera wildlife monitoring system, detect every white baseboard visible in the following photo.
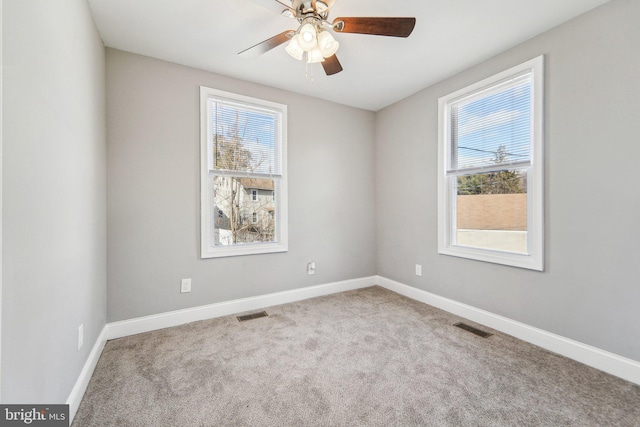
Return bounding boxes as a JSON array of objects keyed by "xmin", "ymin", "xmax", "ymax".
[
  {"xmin": 375, "ymin": 275, "xmax": 640, "ymax": 385},
  {"xmin": 106, "ymin": 276, "xmax": 375, "ymax": 340},
  {"xmin": 66, "ymin": 325, "xmax": 108, "ymax": 424}
]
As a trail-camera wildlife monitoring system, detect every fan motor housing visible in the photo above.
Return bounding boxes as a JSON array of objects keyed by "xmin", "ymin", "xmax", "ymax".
[{"xmin": 292, "ymin": 0, "xmax": 331, "ymax": 15}]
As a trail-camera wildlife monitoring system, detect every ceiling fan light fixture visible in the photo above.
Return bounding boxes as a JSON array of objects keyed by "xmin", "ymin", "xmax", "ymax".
[
  {"xmin": 307, "ymin": 47, "xmax": 325, "ymax": 64},
  {"xmin": 317, "ymin": 30, "xmax": 339, "ymax": 57},
  {"xmin": 239, "ymin": 0, "xmax": 417, "ymax": 77},
  {"xmin": 285, "ymin": 35, "xmax": 304, "ymax": 60},
  {"xmin": 298, "ymin": 23, "xmax": 318, "ymax": 51}
]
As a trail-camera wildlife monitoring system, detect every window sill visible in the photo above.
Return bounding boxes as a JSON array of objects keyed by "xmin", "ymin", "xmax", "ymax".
[
  {"xmin": 201, "ymin": 242, "xmax": 288, "ymax": 259},
  {"xmin": 438, "ymin": 245, "xmax": 543, "ymax": 271}
]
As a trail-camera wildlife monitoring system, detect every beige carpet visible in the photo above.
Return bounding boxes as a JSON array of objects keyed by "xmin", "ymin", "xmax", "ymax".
[{"xmin": 73, "ymin": 286, "xmax": 640, "ymax": 426}]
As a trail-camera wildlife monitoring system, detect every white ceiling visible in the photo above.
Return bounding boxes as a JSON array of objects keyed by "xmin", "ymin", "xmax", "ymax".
[{"xmin": 88, "ymin": 0, "xmax": 609, "ymax": 111}]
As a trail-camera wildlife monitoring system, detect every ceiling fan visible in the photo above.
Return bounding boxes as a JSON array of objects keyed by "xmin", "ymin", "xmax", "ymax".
[{"xmin": 239, "ymin": 0, "xmax": 416, "ymax": 76}]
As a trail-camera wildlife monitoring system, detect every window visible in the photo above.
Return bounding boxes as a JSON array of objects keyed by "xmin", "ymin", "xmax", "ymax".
[
  {"xmin": 200, "ymin": 86, "xmax": 287, "ymax": 258},
  {"xmin": 438, "ymin": 56, "xmax": 544, "ymax": 271}
]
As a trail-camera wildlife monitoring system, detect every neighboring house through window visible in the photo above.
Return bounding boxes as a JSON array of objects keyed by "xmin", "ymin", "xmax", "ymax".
[
  {"xmin": 438, "ymin": 56, "xmax": 544, "ymax": 270},
  {"xmin": 200, "ymin": 86, "xmax": 288, "ymax": 258}
]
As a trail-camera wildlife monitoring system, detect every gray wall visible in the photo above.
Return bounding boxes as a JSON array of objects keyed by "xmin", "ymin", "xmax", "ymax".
[
  {"xmin": 375, "ymin": 0, "xmax": 640, "ymax": 361},
  {"xmin": 106, "ymin": 49, "xmax": 376, "ymax": 322},
  {"xmin": 1, "ymin": 0, "xmax": 107, "ymax": 402}
]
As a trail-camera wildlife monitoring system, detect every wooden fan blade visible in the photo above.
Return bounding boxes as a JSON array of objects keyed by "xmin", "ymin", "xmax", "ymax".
[
  {"xmin": 238, "ymin": 31, "xmax": 294, "ymax": 58},
  {"xmin": 333, "ymin": 17, "xmax": 416, "ymax": 37},
  {"xmin": 250, "ymin": 0, "xmax": 296, "ymax": 17},
  {"xmin": 322, "ymin": 54, "xmax": 343, "ymax": 76}
]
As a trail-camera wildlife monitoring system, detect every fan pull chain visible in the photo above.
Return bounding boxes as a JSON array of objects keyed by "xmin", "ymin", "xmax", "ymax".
[{"xmin": 305, "ymin": 59, "xmax": 315, "ymax": 84}]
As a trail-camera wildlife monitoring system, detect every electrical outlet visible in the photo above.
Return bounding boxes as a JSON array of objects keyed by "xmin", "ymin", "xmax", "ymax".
[
  {"xmin": 415, "ymin": 264, "xmax": 422, "ymax": 276},
  {"xmin": 181, "ymin": 278, "xmax": 192, "ymax": 293},
  {"xmin": 78, "ymin": 324, "xmax": 84, "ymax": 351},
  {"xmin": 307, "ymin": 262, "xmax": 316, "ymax": 275}
]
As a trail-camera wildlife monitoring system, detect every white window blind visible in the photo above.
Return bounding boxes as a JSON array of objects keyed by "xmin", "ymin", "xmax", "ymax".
[
  {"xmin": 448, "ymin": 74, "xmax": 532, "ymax": 176},
  {"xmin": 208, "ymin": 98, "xmax": 282, "ymax": 178}
]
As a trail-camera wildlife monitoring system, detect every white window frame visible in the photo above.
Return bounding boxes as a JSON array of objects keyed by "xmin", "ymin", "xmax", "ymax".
[
  {"xmin": 200, "ymin": 86, "xmax": 288, "ymax": 258},
  {"xmin": 251, "ymin": 189, "xmax": 258, "ymax": 201},
  {"xmin": 437, "ymin": 56, "xmax": 544, "ymax": 271}
]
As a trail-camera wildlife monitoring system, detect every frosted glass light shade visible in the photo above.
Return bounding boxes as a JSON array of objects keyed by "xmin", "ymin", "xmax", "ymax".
[
  {"xmin": 307, "ymin": 48, "xmax": 325, "ymax": 64},
  {"xmin": 298, "ymin": 23, "xmax": 317, "ymax": 51},
  {"xmin": 317, "ymin": 31, "xmax": 339, "ymax": 58},
  {"xmin": 285, "ymin": 35, "xmax": 304, "ymax": 60}
]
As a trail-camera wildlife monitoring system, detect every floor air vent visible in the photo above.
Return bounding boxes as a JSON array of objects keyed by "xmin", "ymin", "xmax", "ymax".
[
  {"xmin": 237, "ymin": 311, "xmax": 269, "ymax": 322},
  {"xmin": 454, "ymin": 322, "xmax": 493, "ymax": 338}
]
